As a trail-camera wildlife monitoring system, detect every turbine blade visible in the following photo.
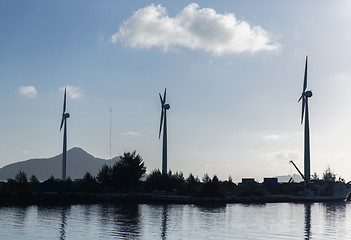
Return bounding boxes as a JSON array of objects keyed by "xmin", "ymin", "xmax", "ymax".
[
  {"xmin": 63, "ymin": 87, "xmax": 67, "ymax": 114},
  {"xmin": 60, "ymin": 87, "xmax": 67, "ymax": 131},
  {"xmin": 60, "ymin": 117, "xmax": 64, "ymax": 131},
  {"xmin": 159, "ymin": 93, "xmax": 164, "ymax": 107},
  {"xmin": 159, "ymin": 109, "xmax": 164, "ymax": 139},
  {"xmin": 303, "ymin": 56, "xmax": 308, "ymax": 92},
  {"xmin": 298, "ymin": 95, "xmax": 302, "ymax": 102},
  {"xmin": 301, "ymin": 97, "xmax": 306, "ymax": 124},
  {"xmin": 163, "ymin": 88, "xmax": 166, "ymax": 103}
]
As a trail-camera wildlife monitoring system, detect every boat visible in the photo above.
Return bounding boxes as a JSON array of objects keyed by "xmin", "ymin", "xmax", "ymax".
[{"xmin": 287, "ymin": 181, "xmax": 351, "ymax": 202}]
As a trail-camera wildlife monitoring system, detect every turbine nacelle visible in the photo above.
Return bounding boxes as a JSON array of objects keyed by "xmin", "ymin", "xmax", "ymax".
[
  {"xmin": 303, "ymin": 91, "xmax": 313, "ymax": 98},
  {"xmin": 163, "ymin": 104, "xmax": 170, "ymax": 110},
  {"xmin": 63, "ymin": 113, "xmax": 70, "ymax": 119},
  {"xmin": 298, "ymin": 90, "xmax": 313, "ymax": 102}
]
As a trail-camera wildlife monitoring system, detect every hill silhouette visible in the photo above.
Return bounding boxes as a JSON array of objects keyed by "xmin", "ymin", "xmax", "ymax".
[{"xmin": 0, "ymin": 147, "xmax": 119, "ymax": 181}]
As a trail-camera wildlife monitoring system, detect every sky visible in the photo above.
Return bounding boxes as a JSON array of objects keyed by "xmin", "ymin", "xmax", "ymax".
[{"xmin": 2, "ymin": 1, "xmax": 351, "ymax": 183}]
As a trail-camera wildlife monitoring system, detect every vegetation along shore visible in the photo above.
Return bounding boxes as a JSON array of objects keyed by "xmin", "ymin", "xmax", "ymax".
[{"xmin": 1, "ymin": 151, "xmax": 350, "ymax": 205}]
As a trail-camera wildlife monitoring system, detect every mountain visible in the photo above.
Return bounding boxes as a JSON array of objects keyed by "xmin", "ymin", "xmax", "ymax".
[{"xmin": 0, "ymin": 147, "xmax": 120, "ymax": 181}]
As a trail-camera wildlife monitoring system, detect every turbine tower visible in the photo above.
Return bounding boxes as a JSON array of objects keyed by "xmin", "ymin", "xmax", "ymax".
[
  {"xmin": 60, "ymin": 87, "xmax": 70, "ymax": 181},
  {"xmin": 298, "ymin": 56, "xmax": 312, "ymax": 186},
  {"xmin": 159, "ymin": 88, "xmax": 170, "ymax": 175}
]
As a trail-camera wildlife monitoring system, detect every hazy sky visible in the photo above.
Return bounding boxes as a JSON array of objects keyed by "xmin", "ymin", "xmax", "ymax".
[{"xmin": 2, "ymin": 1, "xmax": 351, "ymax": 182}]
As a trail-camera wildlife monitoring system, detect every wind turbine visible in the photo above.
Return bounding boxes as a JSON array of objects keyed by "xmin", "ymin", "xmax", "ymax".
[
  {"xmin": 60, "ymin": 87, "xmax": 70, "ymax": 181},
  {"xmin": 298, "ymin": 56, "xmax": 312, "ymax": 186},
  {"xmin": 159, "ymin": 88, "xmax": 170, "ymax": 175}
]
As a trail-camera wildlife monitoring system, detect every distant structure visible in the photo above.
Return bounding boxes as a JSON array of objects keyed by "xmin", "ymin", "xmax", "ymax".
[
  {"xmin": 60, "ymin": 87, "xmax": 70, "ymax": 180},
  {"xmin": 159, "ymin": 88, "xmax": 170, "ymax": 175},
  {"xmin": 263, "ymin": 177, "xmax": 279, "ymax": 190},
  {"xmin": 239, "ymin": 178, "xmax": 258, "ymax": 188},
  {"xmin": 298, "ymin": 56, "xmax": 313, "ymax": 186}
]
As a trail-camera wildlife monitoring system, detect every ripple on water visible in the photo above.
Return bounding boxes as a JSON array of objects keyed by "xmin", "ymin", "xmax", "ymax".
[{"xmin": 0, "ymin": 202, "xmax": 351, "ymax": 239}]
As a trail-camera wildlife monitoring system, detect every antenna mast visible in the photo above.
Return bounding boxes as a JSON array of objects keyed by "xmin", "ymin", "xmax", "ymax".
[{"xmin": 109, "ymin": 107, "xmax": 112, "ymax": 159}]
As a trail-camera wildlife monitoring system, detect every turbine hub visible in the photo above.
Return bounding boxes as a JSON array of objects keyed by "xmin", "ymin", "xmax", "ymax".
[
  {"xmin": 164, "ymin": 104, "xmax": 170, "ymax": 110},
  {"xmin": 304, "ymin": 91, "xmax": 313, "ymax": 98},
  {"xmin": 63, "ymin": 113, "xmax": 70, "ymax": 118}
]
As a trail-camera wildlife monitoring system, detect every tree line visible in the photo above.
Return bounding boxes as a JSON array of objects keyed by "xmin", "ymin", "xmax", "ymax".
[
  {"xmin": 6, "ymin": 151, "xmax": 340, "ymax": 197},
  {"xmin": 5, "ymin": 150, "xmax": 237, "ymax": 197}
]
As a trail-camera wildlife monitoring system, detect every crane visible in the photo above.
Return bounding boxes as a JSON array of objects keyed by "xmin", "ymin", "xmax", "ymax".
[{"xmin": 289, "ymin": 160, "xmax": 309, "ymax": 188}]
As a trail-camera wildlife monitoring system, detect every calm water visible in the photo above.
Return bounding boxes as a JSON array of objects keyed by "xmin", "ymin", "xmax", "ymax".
[{"xmin": 0, "ymin": 202, "xmax": 350, "ymax": 240}]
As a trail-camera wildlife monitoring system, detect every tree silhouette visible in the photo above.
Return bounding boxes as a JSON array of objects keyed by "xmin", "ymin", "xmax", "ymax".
[
  {"xmin": 311, "ymin": 172, "xmax": 319, "ymax": 180},
  {"xmin": 111, "ymin": 151, "xmax": 146, "ymax": 191},
  {"xmin": 83, "ymin": 172, "xmax": 96, "ymax": 185},
  {"xmin": 81, "ymin": 172, "xmax": 99, "ymax": 193},
  {"xmin": 47, "ymin": 175, "xmax": 55, "ymax": 182},
  {"xmin": 15, "ymin": 170, "xmax": 28, "ymax": 185},
  {"xmin": 186, "ymin": 173, "xmax": 198, "ymax": 185},
  {"xmin": 66, "ymin": 176, "xmax": 72, "ymax": 183},
  {"xmin": 196, "ymin": 174, "xmax": 226, "ymax": 197},
  {"xmin": 184, "ymin": 173, "xmax": 200, "ymax": 195},
  {"xmin": 146, "ymin": 169, "xmax": 163, "ymax": 191},
  {"xmin": 170, "ymin": 171, "xmax": 185, "ymax": 192},
  {"xmin": 146, "ymin": 169, "xmax": 185, "ymax": 192},
  {"xmin": 212, "ymin": 175, "xmax": 219, "ymax": 183},
  {"xmin": 228, "ymin": 175, "xmax": 233, "ymax": 183},
  {"xmin": 323, "ymin": 167, "xmax": 336, "ymax": 182},
  {"xmin": 30, "ymin": 174, "xmax": 39, "ymax": 184},
  {"xmin": 202, "ymin": 173, "xmax": 211, "ymax": 183},
  {"xmin": 97, "ymin": 164, "xmax": 112, "ymax": 188}
]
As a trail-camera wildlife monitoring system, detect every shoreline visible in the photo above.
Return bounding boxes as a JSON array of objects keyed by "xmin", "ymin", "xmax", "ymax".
[{"xmin": 0, "ymin": 192, "xmax": 349, "ymax": 206}]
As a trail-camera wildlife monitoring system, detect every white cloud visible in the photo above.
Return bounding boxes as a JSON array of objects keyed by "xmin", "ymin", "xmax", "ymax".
[
  {"xmin": 263, "ymin": 134, "xmax": 287, "ymax": 141},
  {"xmin": 59, "ymin": 86, "xmax": 83, "ymax": 99},
  {"xmin": 263, "ymin": 150, "xmax": 298, "ymax": 161},
  {"xmin": 18, "ymin": 85, "xmax": 37, "ymax": 98},
  {"xmin": 112, "ymin": 3, "xmax": 281, "ymax": 55},
  {"xmin": 121, "ymin": 131, "xmax": 141, "ymax": 136}
]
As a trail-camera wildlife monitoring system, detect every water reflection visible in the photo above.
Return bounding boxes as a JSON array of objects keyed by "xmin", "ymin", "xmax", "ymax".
[
  {"xmin": 324, "ymin": 202, "xmax": 347, "ymax": 238},
  {"xmin": 304, "ymin": 204, "xmax": 311, "ymax": 240},
  {"xmin": 96, "ymin": 204, "xmax": 141, "ymax": 239},
  {"xmin": 11, "ymin": 206, "xmax": 29, "ymax": 234},
  {"xmin": 324, "ymin": 202, "xmax": 346, "ymax": 221},
  {"xmin": 196, "ymin": 204, "xmax": 226, "ymax": 230},
  {"xmin": 196, "ymin": 203, "xmax": 226, "ymax": 213},
  {"xmin": 161, "ymin": 205, "xmax": 168, "ymax": 240},
  {"xmin": 35, "ymin": 205, "xmax": 71, "ymax": 240},
  {"xmin": 83, "ymin": 204, "xmax": 93, "ymax": 224},
  {"xmin": 303, "ymin": 202, "xmax": 348, "ymax": 240},
  {"xmin": 59, "ymin": 207, "xmax": 69, "ymax": 240},
  {"xmin": 112, "ymin": 203, "xmax": 141, "ymax": 239},
  {"xmin": 98, "ymin": 204, "xmax": 112, "ymax": 234},
  {"xmin": 2, "ymin": 203, "xmax": 351, "ymax": 239}
]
